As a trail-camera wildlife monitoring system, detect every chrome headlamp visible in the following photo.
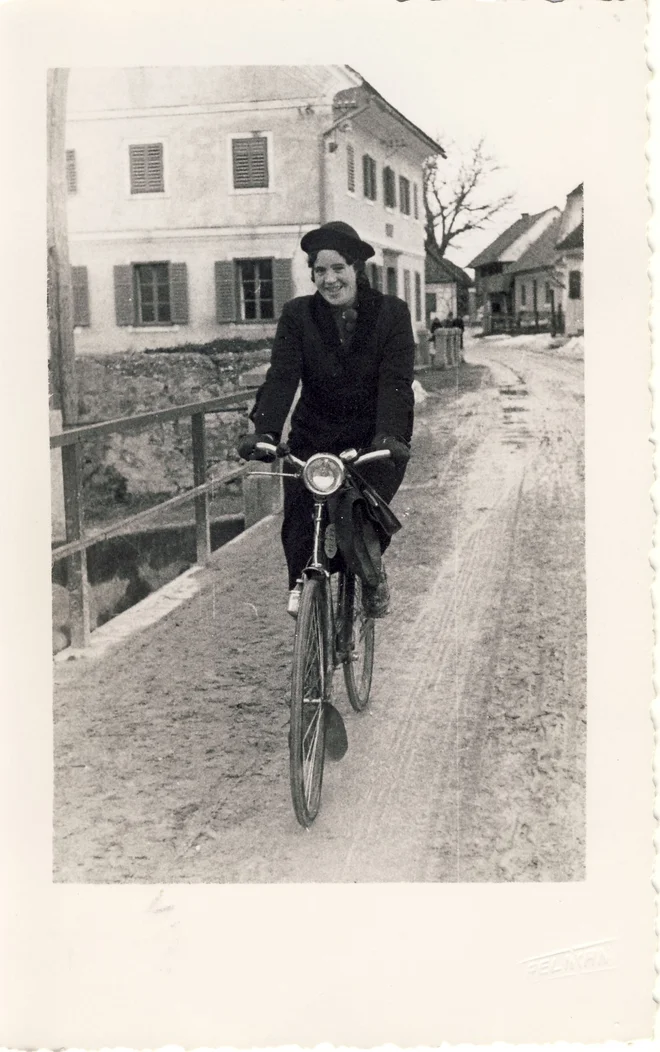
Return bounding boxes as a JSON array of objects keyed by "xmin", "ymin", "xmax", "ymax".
[{"xmin": 302, "ymin": 453, "xmax": 346, "ymax": 497}]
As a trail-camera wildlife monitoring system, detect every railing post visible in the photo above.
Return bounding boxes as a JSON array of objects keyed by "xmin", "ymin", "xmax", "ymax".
[
  {"xmin": 61, "ymin": 442, "xmax": 90, "ymax": 648},
  {"xmin": 191, "ymin": 412, "xmax": 211, "ymax": 565},
  {"xmin": 243, "ymin": 461, "xmax": 277, "ymax": 529}
]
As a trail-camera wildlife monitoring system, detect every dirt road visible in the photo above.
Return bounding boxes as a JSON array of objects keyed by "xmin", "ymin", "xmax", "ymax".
[{"xmin": 53, "ymin": 334, "xmax": 585, "ymax": 883}]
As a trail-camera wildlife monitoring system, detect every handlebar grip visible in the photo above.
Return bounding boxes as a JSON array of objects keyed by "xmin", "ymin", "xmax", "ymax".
[{"xmin": 354, "ymin": 449, "xmax": 392, "ymax": 465}]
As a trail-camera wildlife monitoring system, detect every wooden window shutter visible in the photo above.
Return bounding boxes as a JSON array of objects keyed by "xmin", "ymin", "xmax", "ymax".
[
  {"xmin": 272, "ymin": 258, "xmax": 293, "ymax": 319},
  {"xmin": 232, "ymin": 136, "xmax": 269, "ymax": 189},
  {"xmin": 129, "ymin": 143, "xmax": 164, "ymax": 193},
  {"xmin": 215, "ymin": 261, "xmax": 238, "ymax": 322},
  {"xmin": 362, "ymin": 154, "xmax": 369, "ymax": 197},
  {"xmin": 413, "ymin": 183, "xmax": 419, "ymax": 219},
  {"xmin": 114, "ymin": 265, "xmax": 135, "ymax": 325},
  {"xmin": 71, "ymin": 265, "xmax": 90, "ymax": 326},
  {"xmin": 66, "ymin": 150, "xmax": 77, "ymax": 194},
  {"xmin": 347, "ymin": 144, "xmax": 355, "ymax": 192},
  {"xmin": 169, "ymin": 263, "xmax": 189, "ymax": 323}
]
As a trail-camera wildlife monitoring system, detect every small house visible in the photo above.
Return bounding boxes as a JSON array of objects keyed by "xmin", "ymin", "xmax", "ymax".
[
  {"xmin": 424, "ymin": 247, "xmax": 473, "ymax": 325},
  {"xmin": 468, "ymin": 207, "xmax": 561, "ymax": 331},
  {"xmin": 554, "ymin": 183, "xmax": 584, "ymax": 336}
]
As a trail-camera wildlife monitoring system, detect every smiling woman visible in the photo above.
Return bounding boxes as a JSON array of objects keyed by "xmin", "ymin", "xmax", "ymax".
[{"xmin": 237, "ymin": 220, "xmax": 415, "ymax": 617}]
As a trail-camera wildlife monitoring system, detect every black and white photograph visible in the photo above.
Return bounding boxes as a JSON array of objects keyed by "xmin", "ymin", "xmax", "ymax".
[
  {"xmin": 1, "ymin": 0, "xmax": 653, "ymax": 1045},
  {"xmin": 49, "ymin": 61, "xmax": 588, "ymax": 883}
]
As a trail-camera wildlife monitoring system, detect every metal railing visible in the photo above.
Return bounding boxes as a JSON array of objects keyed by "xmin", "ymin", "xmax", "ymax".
[{"xmin": 50, "ymin": 388, "xmax": 274, "ymax": 649}]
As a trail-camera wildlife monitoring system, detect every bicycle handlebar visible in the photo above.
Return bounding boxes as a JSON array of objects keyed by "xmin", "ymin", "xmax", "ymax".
[{"xmin": 254, "ymin": 443, "xmax": 391, "ymax": 467}]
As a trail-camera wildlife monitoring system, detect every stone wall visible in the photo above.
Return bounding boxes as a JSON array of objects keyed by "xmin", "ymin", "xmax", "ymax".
[{"xmin": 73, "ymin": 345, "xmax": 271, "ymax": 515}]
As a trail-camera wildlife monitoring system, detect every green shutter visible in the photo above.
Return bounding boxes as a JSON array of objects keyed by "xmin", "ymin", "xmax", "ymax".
[
  {"xmin": 215, "ymin": 260, "xmax": 237, "ymax": 322},
  {"xmin": 272, "ymin": 258, "xmax": 293, "ymax": 319},
  {"xmin": 170, "ymin": 262, "xmax": 189, "ymax": 323},
  {"xmin": 71, "ymin": 265, "xmax": 89, "ymax": 326},
  {"xmin": 114, "ymin": 265, "xmax": 134, "ymax": 325}
]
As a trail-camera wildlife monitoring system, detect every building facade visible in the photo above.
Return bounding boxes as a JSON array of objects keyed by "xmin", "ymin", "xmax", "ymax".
[
  {"xmin": 554, "ymin": 183, "xmax": 584, "ymax": 336},
  {"xmin": 64, "ymin": 66, "xmax": 441, "ymax": 354},
  {"xmin": 424, "ymin": 248, "xmax": 473, "ymax": 323},
  {"xmin": 468, "ymin": 207, "xmax": 561, "ymax": 321}
]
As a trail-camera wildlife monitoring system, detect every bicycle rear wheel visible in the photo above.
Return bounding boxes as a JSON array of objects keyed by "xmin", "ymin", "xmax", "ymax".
[
  {"xmin": 341, "ymin": 572, "xmax": 375, "ymax": 713},
  {"xmin": 290, "ymin": 577, "xmax": 328, "ymax": 827}
]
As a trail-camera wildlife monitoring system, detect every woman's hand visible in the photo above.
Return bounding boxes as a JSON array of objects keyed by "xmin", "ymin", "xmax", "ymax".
[
  {"xmin": 237, "ymin": 433, "xmax": 278, "ymax": 462},
  {"xmin": 371, "ymin": 433, "xmax": 411, "ymax": 468}
]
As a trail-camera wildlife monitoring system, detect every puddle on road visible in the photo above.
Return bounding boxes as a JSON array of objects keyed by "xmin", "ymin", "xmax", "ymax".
[
  {"xmin": 502, "ymin": 405, "xmax": 528, "ymax": 413},
  {"xmin": 499, "ymin": 386, "xmax": 529, "ymax": 397}
]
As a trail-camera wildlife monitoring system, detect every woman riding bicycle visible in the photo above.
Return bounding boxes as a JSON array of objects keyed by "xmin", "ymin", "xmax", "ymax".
[{"xmin": 238, "ymin": 221, "xmax": 415, "ymax": 618}]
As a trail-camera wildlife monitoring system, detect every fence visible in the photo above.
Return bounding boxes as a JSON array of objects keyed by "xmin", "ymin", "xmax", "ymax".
[
  {"xmin": 483, "ymin": 308, "xmax": 565, "ymax": 337},
  {"xmin": 50, "ymin": 388, "xmax": 280, "ymax": 649}
]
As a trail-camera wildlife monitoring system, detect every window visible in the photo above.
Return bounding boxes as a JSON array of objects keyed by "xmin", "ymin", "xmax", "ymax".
[
  {"xmin": 386, "ymin": 266, "xmax": 398, "ymax": 296},
  {"xmin": 403, "ymin": 269, "xmax": 411, "ymax": 308},
  {"xmin": 367, "ymin": 262, "xmax": 383, "ymax": 291},
  {"xmin": 414, "ymin": 272, "xmax": 422, "ymax": 322},
  {"xmin": 347, "ymin": 144, "xmax": 355, "ymax": 193},
  {"xmin": 569, "ymin": 270, "xmax": 582, "ymax": 299},
  {"xmin": 215, "ymin": 258, "xmax": 292, "ymax": 323},
  {"xmin": 232, "ymin": 135, "xmax": 269, "ymax": 189},
  {"xmin": 383, "ymin": 166, "xmax": 397, "ymax": 209},
  {"xmin": 114, "ymin": 262, "xmax": 189, "ymax": 326},
  {"xmin": 399, "ymin": 176, "xmax": 411, "ymax": 216},
  {"xmin": 545, "ymin": 282, "xmax": 552, "ymax": 305},
  {"xmin": 135, "ymin": 263, "xmax": 171, "ymax": 323},
  {"xmin": 521, "ymin": 283, "xmax": 527, "ymax": 306},
  {"xmin": 71, "ymin": 266, "xmax": 89, "ymax": 326},
  {"xmin": 66, "ymin": 150, "xmax": 77, "ymax": 194},
  {"xmin": 362, "ymin": 154, "xmax": 377, "ymax": 200},
  {"xmin": 413, "ymin": 182, "xmax": 419, "ymax": 220},
  {"xmin": 129, "ymin": 143, "xmax": 164, "ymax": 194},
  {"xmin": 237, "ymin": 259, "xmax": 274, "ymax": 320}
]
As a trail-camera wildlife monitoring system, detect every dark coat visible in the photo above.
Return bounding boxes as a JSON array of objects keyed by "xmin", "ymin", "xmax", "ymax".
[{"xmin": 251, "ymin": 286, "xmax": 415, "ymax": 458}]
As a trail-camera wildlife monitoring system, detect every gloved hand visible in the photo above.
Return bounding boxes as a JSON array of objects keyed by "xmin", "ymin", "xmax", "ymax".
[
  {"xmin": 371, "ymin": 433, "xmax": 411, "ymax": 469},
  {"xmin": 237, "ymin": 432, "xmax": 278, "ymax": 462}
]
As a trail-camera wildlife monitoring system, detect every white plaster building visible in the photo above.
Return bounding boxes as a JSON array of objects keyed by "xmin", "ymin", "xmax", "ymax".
[{"xmin": 65, "ymin": 66, "xmax": 442, "ymax": 353}]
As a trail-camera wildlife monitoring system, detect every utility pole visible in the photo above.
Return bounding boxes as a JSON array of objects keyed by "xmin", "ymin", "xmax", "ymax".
[
  {"xmin": 47, "ymin": 67, "xmax": 78, "ymax": 425},
  {"xmin": 47, "ymin": 68, "xmax": 90, "ymax": 647}
]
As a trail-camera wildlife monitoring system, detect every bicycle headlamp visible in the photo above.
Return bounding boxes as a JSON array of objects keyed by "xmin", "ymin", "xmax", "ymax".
[{"xmin": 302, "ymin": 454, "xmax": 345, "ymax": 496}]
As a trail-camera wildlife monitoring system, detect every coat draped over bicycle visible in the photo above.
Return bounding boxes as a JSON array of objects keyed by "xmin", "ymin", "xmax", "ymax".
[{"xmin": 249, "ymin": 285, "xmax": 416, "ymax": 589}]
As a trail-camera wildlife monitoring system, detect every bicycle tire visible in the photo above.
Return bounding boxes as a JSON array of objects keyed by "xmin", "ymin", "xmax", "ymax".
[
  {"xmin": 341, "ymin": 572, "xmax": 375, "ymax": 713},
  {"xmin": 289, "ymin": 576, "xmax": 328, "ymax": 827}
]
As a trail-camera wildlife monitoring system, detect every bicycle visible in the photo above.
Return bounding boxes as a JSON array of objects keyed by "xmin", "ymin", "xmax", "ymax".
[{"xmin": 252, "ymin": 441, "xmax": 392, "ymax": 828}]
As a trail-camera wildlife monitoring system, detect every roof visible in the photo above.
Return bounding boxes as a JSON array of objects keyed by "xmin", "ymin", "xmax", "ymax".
[
  {"xmin": 567, "ymin": 182, "xmax": 584, "ymax": 198},
  {"xmin": 468, "ymin": 211, "xmax": 546, "ymax": 269},
  {"xmin": 425, "ymin": 248, "xmax": 473, "ymax": 287},
  {"xmin": 556, "ymin": 220, "xmax": 584, "ymax": 251},
  {"xmin": 342, "ymin": 67, "xmax": 444, "ymax": 156},
  {"xmin": 509, "ymin": 217, "xmax": 563, "ymax": 274}
]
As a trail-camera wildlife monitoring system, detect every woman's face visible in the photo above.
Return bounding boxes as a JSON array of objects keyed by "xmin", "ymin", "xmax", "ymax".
[{"xmin": 312, "ymin": 250, "xmax": 358, "ymax": 308}]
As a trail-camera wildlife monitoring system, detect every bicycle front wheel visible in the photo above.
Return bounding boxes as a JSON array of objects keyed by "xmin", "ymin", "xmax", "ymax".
[
  {"xmin": 341, "ymin": 573, "xmax": 375, "ymax": 713},
  {"xmin": 290, "ymin": 577, "xmax": 328, "ymax": 827}
]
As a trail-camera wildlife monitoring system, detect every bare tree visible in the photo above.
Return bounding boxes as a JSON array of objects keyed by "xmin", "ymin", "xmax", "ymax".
[{"xmin": 424, "ymin": 136, "xmax": 516, "ymax": 257}]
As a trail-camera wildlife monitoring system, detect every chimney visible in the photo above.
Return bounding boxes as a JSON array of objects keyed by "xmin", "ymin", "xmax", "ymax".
[{"xmin": 521, "ymin": 212, "xmax": 529, "ymax": 219}]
